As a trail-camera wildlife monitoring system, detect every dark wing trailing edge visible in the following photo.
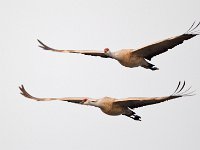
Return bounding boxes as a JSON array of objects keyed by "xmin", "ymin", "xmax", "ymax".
[
  {"xmin": 114, "ymin": 81, "xmax": 195, "ymax": 109},
  {"xmin": 133, "ymin": 22, "xmax": 200, "ymax": 60},
  {"xmin": 19, "ymin": 85, "xmax": 89, "ymax": 104},
  {"xmin": 37, "ymin": 39, "xmax": 111, "ymax": 58}
]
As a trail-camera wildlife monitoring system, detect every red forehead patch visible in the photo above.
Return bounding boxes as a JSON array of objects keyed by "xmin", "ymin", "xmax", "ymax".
[
  {"xmin": 83, "ymin": 98, "xmax": 88, "ymax": 101},
  {"xmin": 104, "ymin": 48, "xmax": 109, "ymax": 52}
]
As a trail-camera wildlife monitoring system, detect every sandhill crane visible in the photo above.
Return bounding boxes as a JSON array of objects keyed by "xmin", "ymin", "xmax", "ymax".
[
  {"xmin": 37, "ymin": 22, "xmax": 199, "ymax": 70},
  {"xmin": 19, "ymin": 81, "xmax": 194, "ymax": 121}
]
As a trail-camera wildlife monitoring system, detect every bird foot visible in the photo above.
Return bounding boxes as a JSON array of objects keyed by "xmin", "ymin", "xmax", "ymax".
[
  {"xmin": 133, "ymin": 115, "xmax": 141, "ymax": 121},
  {"xmin": 151, "ymin": 67, "xmax": 159, "ymax": 71},
  {"xmin": 125, "ymin": 114, "xmax": 141, "ymax": 121}
]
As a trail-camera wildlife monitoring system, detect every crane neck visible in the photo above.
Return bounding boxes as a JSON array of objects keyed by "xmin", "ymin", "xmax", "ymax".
[{"xmin": 106, "ymin": 51, "xmax": 118, "ymax": 60}]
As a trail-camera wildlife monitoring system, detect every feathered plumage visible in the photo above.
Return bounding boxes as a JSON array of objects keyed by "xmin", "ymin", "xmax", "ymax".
[
  {"xmin": 19, "ymin": 81, "xmax": 194, "ymax": 121},
  {"xmin": 38, "ymin": 22, "xmax": 199, "ymax": 70}
]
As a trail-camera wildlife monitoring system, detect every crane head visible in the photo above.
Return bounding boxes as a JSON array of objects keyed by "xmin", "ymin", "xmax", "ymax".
[
  {"xmin": 104, "ymin": 48, "xmax": 110, "ymax": 53},
  {"xmin": 82, "ymin": 98, "xmax": 99, "ymax": 107}
]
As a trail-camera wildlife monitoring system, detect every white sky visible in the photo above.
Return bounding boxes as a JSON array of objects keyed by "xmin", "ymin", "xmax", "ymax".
[{"xmin": 0, "ymin": 0, "xmax": 200, "ymax": 149}]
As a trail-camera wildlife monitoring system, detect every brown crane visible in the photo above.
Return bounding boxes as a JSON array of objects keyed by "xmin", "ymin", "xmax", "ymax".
[
  {"xmin": 38, "ymin": 22, "xmax": 199, "ymax": 70},
  {"xmin": 19, "ymin": 81, "xmax": 194, "ymax": 121}
]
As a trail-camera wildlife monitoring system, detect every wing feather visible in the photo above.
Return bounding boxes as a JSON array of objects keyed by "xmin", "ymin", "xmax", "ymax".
[
  {"xmin": 37, "ymin": 39, "xmax": 111, "ymax": 58},
  {"xmin": 133, "ymin": 34, "xmax": 198, "ymax": 61},
  {"xmin": 19, "ymin": 85, "xmax": 89, "ymax": 104},
  {"xmin": 133, "ymin": 22, "xmax": 199, "ymax": 60},
  {"xmin": 114, "ymin": 81, "xmax": 194, "ymax": 109}
]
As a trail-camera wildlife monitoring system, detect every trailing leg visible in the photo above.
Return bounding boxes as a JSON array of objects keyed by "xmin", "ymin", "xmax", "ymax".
[
  {"xmin": 142, "ymin": 62, "xmax": 159, "ymax": 71},
  {"xmin": 122, "ymin": 112, "xmax": 142, "ymax": 121}
]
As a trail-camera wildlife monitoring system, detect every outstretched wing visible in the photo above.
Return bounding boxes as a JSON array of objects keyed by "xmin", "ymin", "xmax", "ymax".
[
  {"xmin": 133, "ymin": 22, "xmax": 200, "ymax": 60},
  {"xmin": 37, "ymin": 40, "xmax": 111, "ymax": 58},
  {"xmin": 114, "ymin": 81, "xmax": 194, "ymax": 109},
  {"xmin": 19, "ymin": 85, "xmax": 90, "ymax": 104}
]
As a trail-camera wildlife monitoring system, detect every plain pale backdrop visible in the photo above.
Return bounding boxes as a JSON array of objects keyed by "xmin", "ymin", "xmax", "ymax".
[{"xmin": 0, "ymin": 0, "xmax": 200, "ymax": 149}]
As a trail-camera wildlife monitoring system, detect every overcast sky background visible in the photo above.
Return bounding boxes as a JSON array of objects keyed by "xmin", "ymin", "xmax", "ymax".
[{"xmin": 1, "ymin": 0, "xmax": 200, "ymax": 149}]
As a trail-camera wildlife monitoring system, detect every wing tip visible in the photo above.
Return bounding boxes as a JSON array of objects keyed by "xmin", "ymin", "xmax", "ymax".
[
  {"xmin": 37, "ymin": 39, "xmax": 55, "ymax": 51},
  {"xmin": 171, "ymin": 81, "xmax": 195, "ymax": 97},
  {"xmin": 185, "ymin": 21, "xmax": 200, "ymax": 35},
  {"xmin": 19, "ymin": 84, "xmax": 38, "ymax": 100}
]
